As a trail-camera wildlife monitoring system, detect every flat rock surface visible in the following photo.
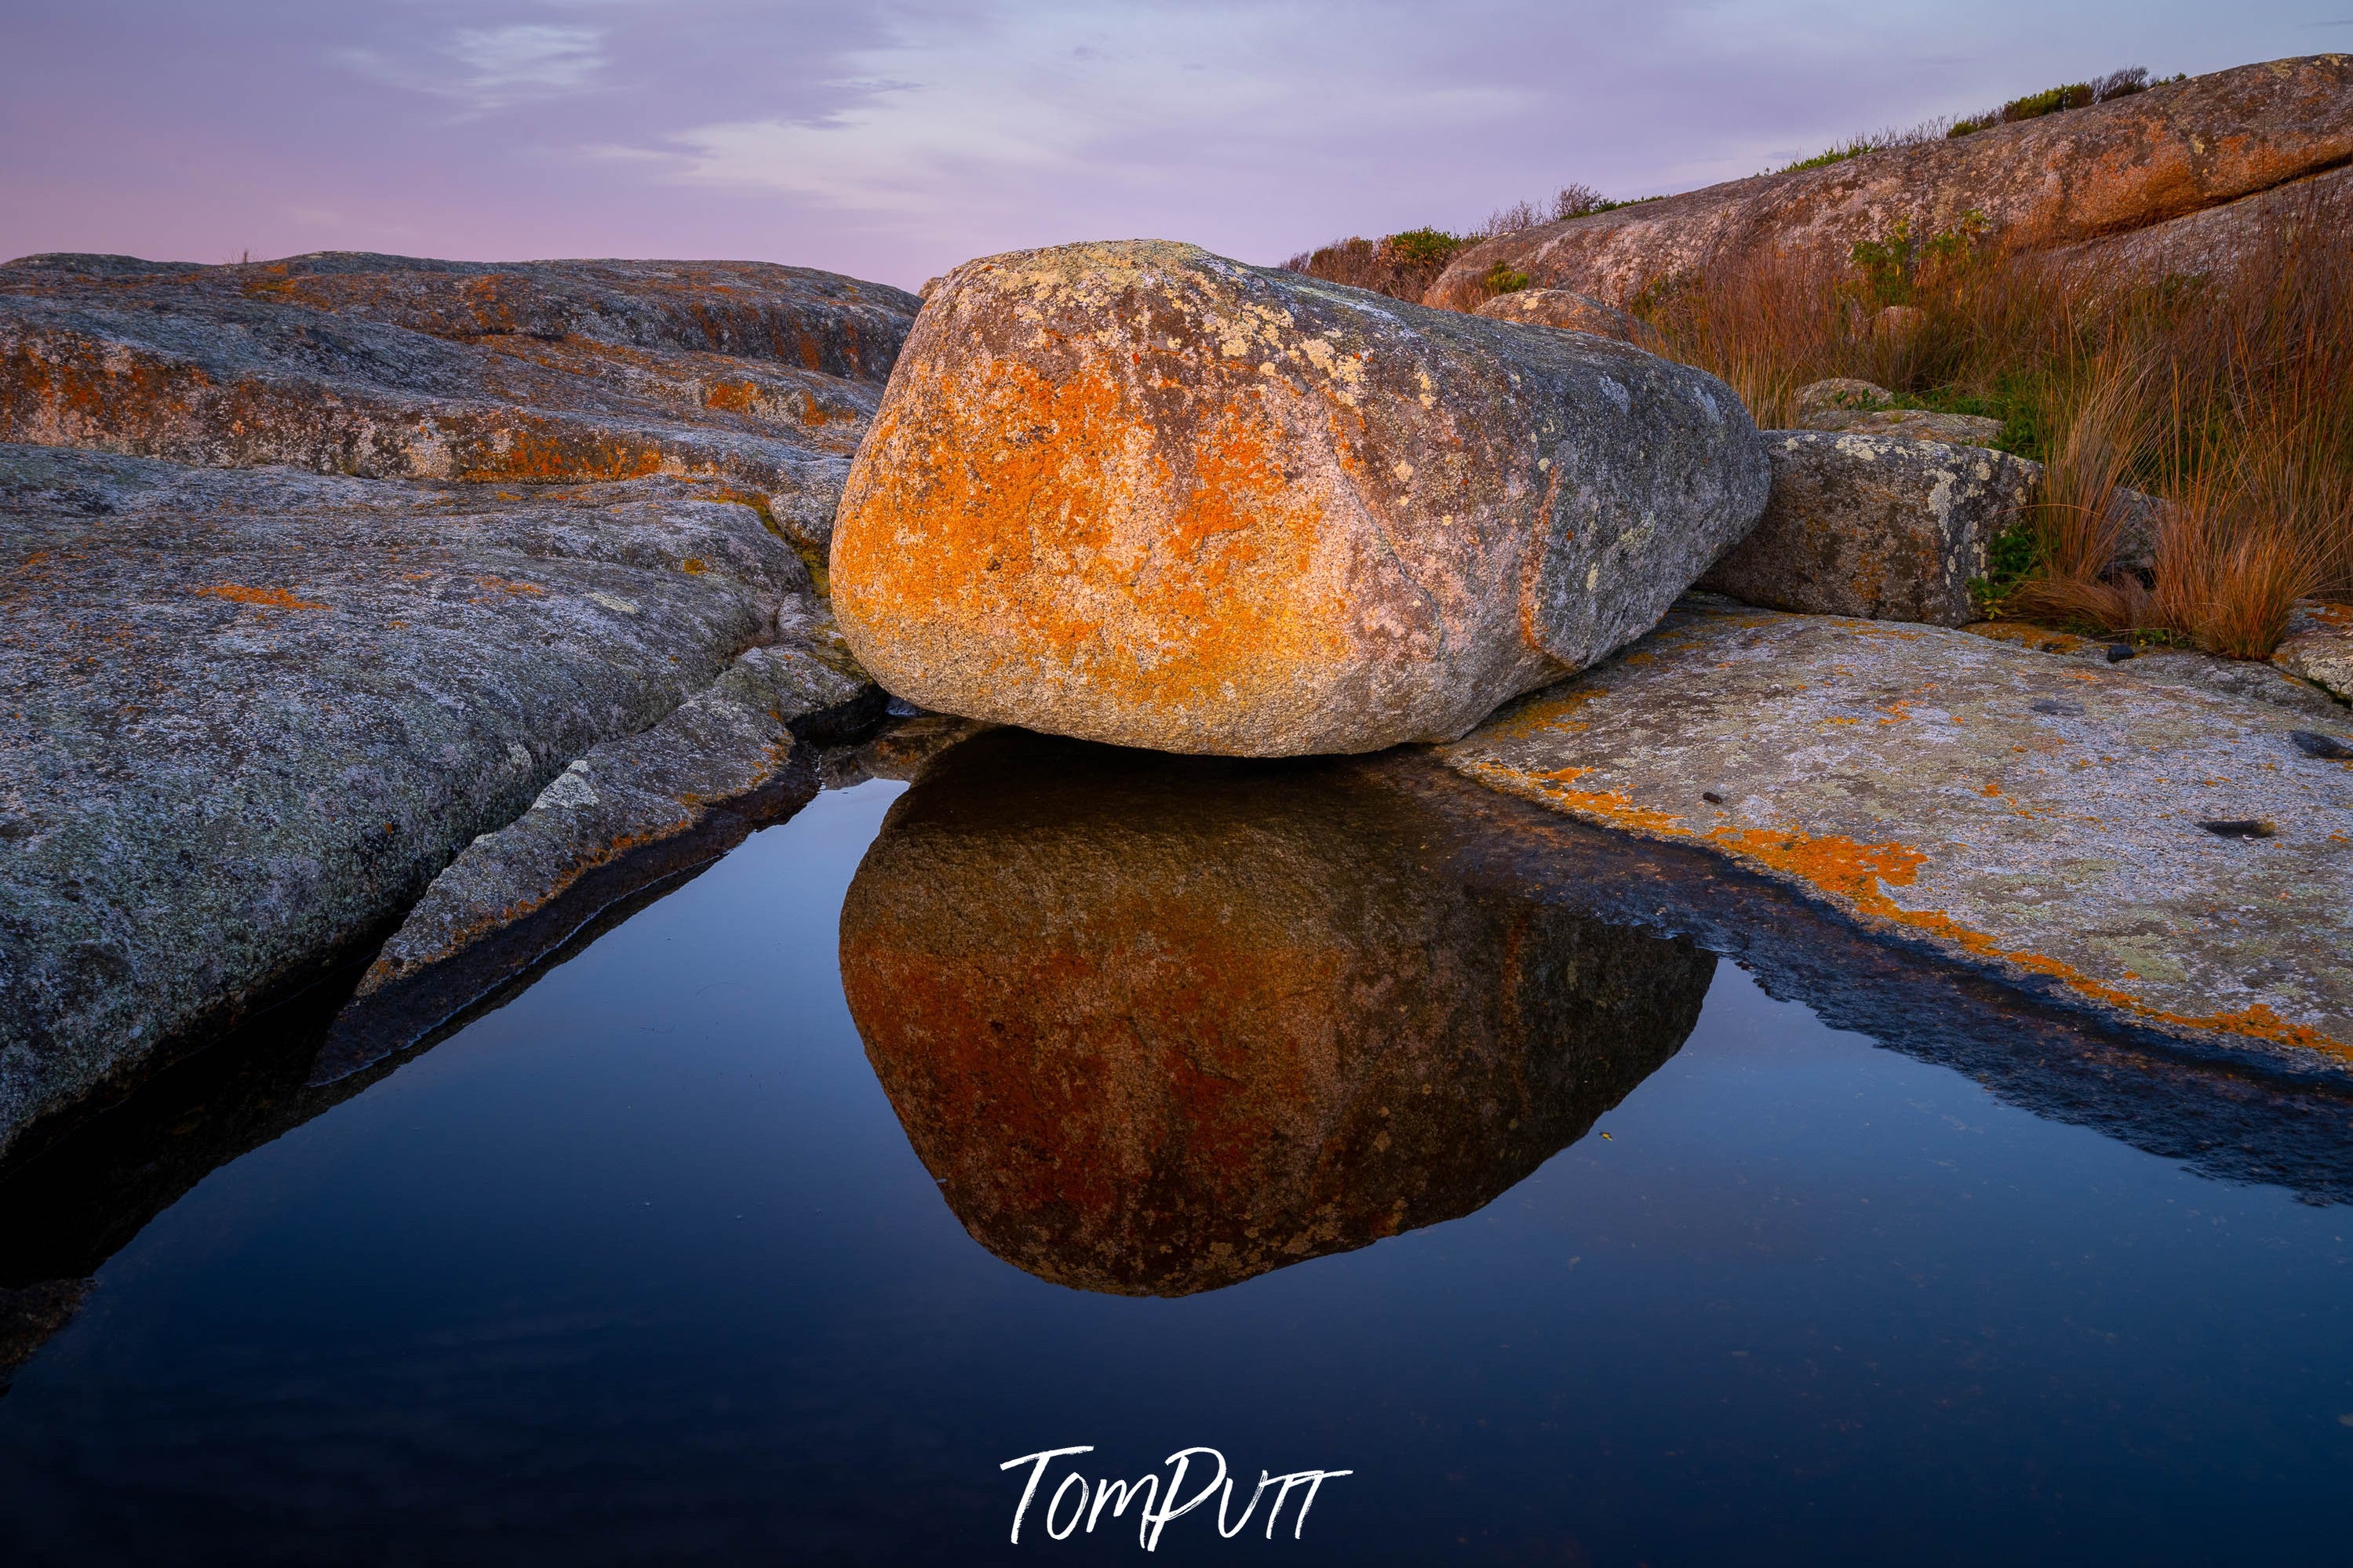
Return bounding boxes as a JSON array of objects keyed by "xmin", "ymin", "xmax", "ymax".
[
  {"xmin": 831, "ymin": 238, "xmax": 1765, "ymax": 755},
  {"xmin": 1799, "ymin": 407, "xmax": 2005, "ymax": 446},
  {"xmin": 1, "ymin": 252, "xmax": 920, "ymax": 550},
  {"xmin": 1964, "ymin": 620, "xmax": 2346, "ymax": 719},
  {"xmin": 1444, "ymin": 602, "xmax": 2353, "ymax": 1070},
  {"xmin": 1428, "ymin": 56, "xmax": 2353, "ymax": 306},
  {"xmin": 0, "ymin": 442, "xmax": 829, "ymax": 1153}
]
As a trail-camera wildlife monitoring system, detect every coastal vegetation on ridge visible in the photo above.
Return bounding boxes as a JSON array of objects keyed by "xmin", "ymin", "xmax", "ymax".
[{"xmin": 1280, "ymin": 66, "xmax": 2353, "ymax": 658}]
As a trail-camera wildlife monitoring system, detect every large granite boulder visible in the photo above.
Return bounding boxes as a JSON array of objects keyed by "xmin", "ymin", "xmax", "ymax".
[
  {"xmin": 1427, "ymin": 56, "xmax": 2353, "ymax": 307},
  {"xmin": 829, "ymin": 240, "xmax": 1768, "ymax": 755},
  {"xmin": 0, "ymin": 252, "xmax": 920, "ymax": 550},
  {"xmin": 0, "ymin": 444, "xmax": 865, "ymax": 1157},
  {"xmin": 1699, "ymin": 431, "xmax": 2039, "ymax": 626},
  {"xmin": 838, "ymin": 729, "xmax": 1713, "ymax": 1296},
  {"xmin": 1444, "ymin": 602, "xmax": 2353, "ymax": 1071}
]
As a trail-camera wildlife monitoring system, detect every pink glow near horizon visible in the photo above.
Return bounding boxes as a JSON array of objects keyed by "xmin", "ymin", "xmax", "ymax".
[{"xmin": 4, "ymin": 1, "xmax": 2347, "ymax": 291}]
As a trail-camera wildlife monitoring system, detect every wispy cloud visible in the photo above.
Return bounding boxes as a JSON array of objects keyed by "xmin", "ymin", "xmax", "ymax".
[{"xmin": 338, "ymin": 22, "xmax": 609, "ymax": 114}]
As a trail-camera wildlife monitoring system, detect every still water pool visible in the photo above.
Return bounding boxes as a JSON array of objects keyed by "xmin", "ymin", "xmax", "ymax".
[{"xmin": 0, "ymin": 733, "xmax": 2346, "ymax": 1565}]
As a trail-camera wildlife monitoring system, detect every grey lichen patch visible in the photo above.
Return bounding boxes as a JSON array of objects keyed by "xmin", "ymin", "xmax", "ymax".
[{"xmin": 1444, "ymin": 602, "xmax": 2353, "ymax": 1071}]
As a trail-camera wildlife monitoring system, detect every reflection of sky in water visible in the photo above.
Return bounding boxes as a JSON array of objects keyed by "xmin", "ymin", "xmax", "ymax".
[{"xmin": 0, "ymin": 777, "xmax": 2345, "ymax": 1564}]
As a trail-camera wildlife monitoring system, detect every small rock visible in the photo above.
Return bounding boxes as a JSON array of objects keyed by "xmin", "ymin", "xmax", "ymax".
[
  {"xmin": 2290, "ymin": 730, "xmax": 2352, "ymax": 759},
  {"xmin": 2274, "ymin": 599, "xmax": 2353, "ymax": 703},
  {"xmin": 2107, "ymin": 642, "xmax": 2136, "ymax": 663},
  {"xmin": 1793, "ymin": 378, "xmax": 1893, "ymax": 424},
  {"xmin": 1698, "ymin": 431, "xmax": 2040, "ymax": 627},
  {"xmin": 1871, "ymin": 304, "xmax": 1927, "ymax": 340}
]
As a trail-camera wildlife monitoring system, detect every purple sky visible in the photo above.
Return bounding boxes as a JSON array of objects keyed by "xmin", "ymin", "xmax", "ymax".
[{"xmin": 5, "ymin": 2, "xmax": 2348, "ymax": 289}]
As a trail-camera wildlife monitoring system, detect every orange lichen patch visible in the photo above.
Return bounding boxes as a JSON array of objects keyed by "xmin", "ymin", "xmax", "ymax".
[
  {"xmin": 680, "ymin": 557, "xmax": 708, "ymax": 575},
  {"xmin": 1966, "ymin": 622, "xmax": 2089, "ymax": 655},
  {"xmin": 702, "ymin": 381, "xmax": 760, "ymax": 413},
  {"xmin": 835, "ymin": 347, "xmax": 1342, "ymax": 722},
  {"xmin": 2304, "ymin": 602, "xmax": 2353, "ymax": 630},
  {"xmin": 1877, "ymin": 700, "xmax": 1915, "ymax": 724},
  {"xmin": 798, "ymin": 390, "xmax": 847, "ymax": 427},
  {"xmin": 1515, "ymin": 766, "xmax": 1686, "ymax": 835},
  {"xmin": 1476, "ymin": 682, "xmax": 1610, "ymax": 743},
  {"xmin": 193, "ymin": 584, "xmax": 327, "ymax": 609},
  {"xmin": 1825, "ymin": 716, "xmax": 1861, "ymax": 726},
  {"xmin": 472, "ymin": 575, "xmax": 544, "ymax": 595},
  {"xmin": 446, "ymin": 420, "xmax": 668, "ymax": 484},
  {"xmin": 1704, "ymin": 825, "xmax": 1929, "ymax": 903},
  {"xmin": 1466, "ymin": 758, "xmax": 2353, "ymax": 1060}
]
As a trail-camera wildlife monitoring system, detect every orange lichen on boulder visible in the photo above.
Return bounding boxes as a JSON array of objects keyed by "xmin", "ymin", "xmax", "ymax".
[
  {"xmin": 828, "ymin": 239, "xmax": 1769, "ymax": 762},
  {"xmin": 829, "ymin": 239, "xmax": 1767, "ymax": 756}
]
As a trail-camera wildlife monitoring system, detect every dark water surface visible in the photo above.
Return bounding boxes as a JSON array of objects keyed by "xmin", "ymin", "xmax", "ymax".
[{"xmin": 0, "ymin": 735, "xmax": 2347, "ymax": 1565}]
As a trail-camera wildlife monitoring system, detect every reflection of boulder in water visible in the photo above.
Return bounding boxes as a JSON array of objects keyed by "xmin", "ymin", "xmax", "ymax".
[{"xmin": 840, "ymin": 731, "xmax": 1715, "ymax": 1297}]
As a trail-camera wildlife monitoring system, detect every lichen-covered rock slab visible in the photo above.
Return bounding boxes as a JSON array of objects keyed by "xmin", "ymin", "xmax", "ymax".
[
  {"xmin": 0, "ymin": 444, "xmax": 839, "ymax": 1155},
  {"xmin": 840, "ymin": 729, "xmax": 1713, "ymax": 1296},
  {"xmin": 830, "ymin": 240, "xmax": 1768, "ymax": 755},
  {"xmin": 0, "ymin": 252, "xmax": 920, "ymax": 550},
  {"xmin": 1699, "ymin": 431, "xmax": 2038, "ymax": 626},
  {"xmin": 1445, "ymin": 602, "xmax": 2353, "ymax": 1070},
  {"xmin": 1964, "ymin": 620, "xmax": 2345, "ymax": 719}
]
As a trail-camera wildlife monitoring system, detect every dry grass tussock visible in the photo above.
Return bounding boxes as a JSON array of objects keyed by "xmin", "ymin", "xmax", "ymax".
[{"xmin": 1634, "ymin": 185, "xmax": 2353, "ymax": 657}]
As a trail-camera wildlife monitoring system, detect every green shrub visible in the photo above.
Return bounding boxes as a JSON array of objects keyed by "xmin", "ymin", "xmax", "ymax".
[
  {"xmin": 1384, "ymin": 227, "xmax": 1463, "ymax": 269},
  {"xmin": 1481, "ymin": 261, "xmax": 1531, "ymax": 296}
]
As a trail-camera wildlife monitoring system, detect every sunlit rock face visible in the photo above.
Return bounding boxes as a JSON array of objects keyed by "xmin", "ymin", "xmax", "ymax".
[
  {"xmin": 1426, "ymin": 56, "xmax": 2353, "ymax": 308},
  {"xmin": 839, "ymin": 730, "xmax": 1715, "ymax": 1297},
  {"xmin": 829, "ymin": 239, "xmax": 1766, "ymax": 756}
]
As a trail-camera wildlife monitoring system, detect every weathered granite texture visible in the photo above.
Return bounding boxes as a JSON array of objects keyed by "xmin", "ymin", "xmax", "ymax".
[
  {"xmin": 2047, "ymin": 162, "xmax": 2353, "ymax": 280},
  {"xmin": 359, "ymin": 624, "xmax": 869, "ymax": 995},
  {"xmin": 1790, "ymin": 379, "xmax": 2005, "ymax": 446},
  {"xmin": 1445, "ymin": 602, "xmax": 2353, "ymax": 1072},
  {"xmin": 831, "ymin": 239, "xmax": 1768, "ymax": 756},
  {"xmin": 0, "ymin": 443, "xmax": 851, "ymax": 1155},
  {"xmin": 840, "ymin": 729, "xmax": 1714, "ymax": 1296},
  {"xmin": 0, "ymin": 252, "xmax": 920, "ymax": 551},
  {"xmin": 2275, "ymin": 600, "xmax": 2353, "ymax": 702},
  {"xmin": 1428, "ymin": 56, "xmax": 2353, "ymax": 307},
  {"xmin": 1471, "ymin": 287, "xmax": 1663, "ymax": 347},
  {"xmin": 1964, "ymin": 620, "xmax": 2347, "ymax": 719},
  {"xmin": 1699, "ymin": 431, "xmax": 2040, "ymax": 625}
]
